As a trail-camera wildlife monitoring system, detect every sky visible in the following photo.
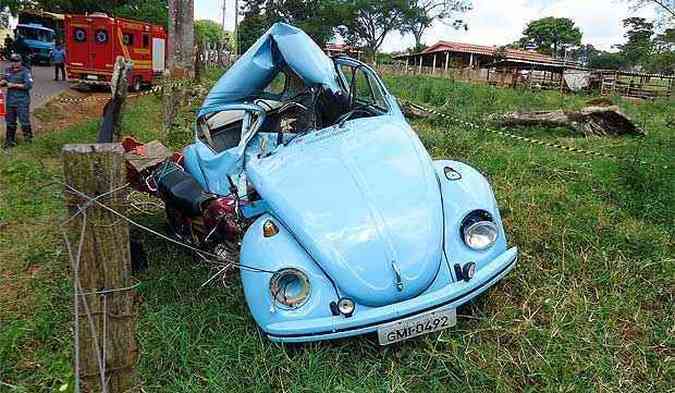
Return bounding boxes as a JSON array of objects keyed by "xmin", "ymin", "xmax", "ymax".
[{"xmin": 195, "ymin": 0, "xmax": 658, "ymax": 52}]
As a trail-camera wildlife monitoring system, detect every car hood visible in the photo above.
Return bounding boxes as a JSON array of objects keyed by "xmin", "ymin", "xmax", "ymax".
[{"xmin": 246, "ymin": 117, "xmax": 444, "ymax": 307}]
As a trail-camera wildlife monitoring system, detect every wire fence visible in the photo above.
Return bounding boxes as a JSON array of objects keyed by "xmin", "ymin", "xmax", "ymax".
[
  {"xmin": 53, "ymin": 66, "xmax": 666, "ymax": 391},
  {"xmin": 60, "ymin": 178, "xmax": 269, "ymax": 392}
]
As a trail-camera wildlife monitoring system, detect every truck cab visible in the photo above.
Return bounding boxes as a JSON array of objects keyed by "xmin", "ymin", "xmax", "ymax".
[{"xmin": 15, "ymin": 23, "xmax": 55, "ymax": 64}]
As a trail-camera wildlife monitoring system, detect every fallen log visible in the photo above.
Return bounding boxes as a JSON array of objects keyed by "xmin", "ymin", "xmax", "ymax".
[{"xmin": 492, "ymin": 106, "xmax": 645, "ymax": 137}]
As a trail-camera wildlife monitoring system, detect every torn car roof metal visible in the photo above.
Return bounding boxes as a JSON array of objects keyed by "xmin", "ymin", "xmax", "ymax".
[{"xmin": 199, "ymin": 23, "xmax": 341, "ymax": 117}]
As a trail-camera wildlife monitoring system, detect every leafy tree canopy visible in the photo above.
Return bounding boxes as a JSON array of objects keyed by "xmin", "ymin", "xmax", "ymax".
[
  {"xmin": 616, "ymin": 17, "xmax": 655, "ymax": 66},
  {"xmin": 518, "ymin": 16, "xmax": 583, "ymax": 57},
  {"xmin": 2, "ymin": 0, "xmax": 168, "ymax": 26},
  {"xmin": 195, "ymin": 19, "xmax": 226, "ymax": 47},
  {"xmin": 339, "ymin": 0, "xmax": 409, "ymax": 58},
  {"xmin": 587, "ymin": 51, "xmax": 626, "ymax": 70},
  {"xmin": 401, "ymin": 0, "xmax": 472, "ymax": 50},
  {"xmin": 239, "ymin": 0, "xmax": 349, "ymax": 54}
]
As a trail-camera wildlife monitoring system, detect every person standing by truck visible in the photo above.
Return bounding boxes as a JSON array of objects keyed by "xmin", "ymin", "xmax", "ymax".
[
  {"xmin": 1, "ymin": 54, "xmax": 33, "ymax": 149},
  {"xmin": 13, "ymin": 30, "xmax": 32, "ymax": 69},
  {"xmin": 50, "ymin": 43, "xmax": 66, "ymax": 81},
  {"xmin": 2, "ymin": 36, "xmax": 14, "ymax": 60}
]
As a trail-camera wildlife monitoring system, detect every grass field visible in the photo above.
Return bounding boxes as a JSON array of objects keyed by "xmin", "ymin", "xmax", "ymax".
[{"xmin": 0, "ymin": 73, "xmax": 673, "ymax": 392}]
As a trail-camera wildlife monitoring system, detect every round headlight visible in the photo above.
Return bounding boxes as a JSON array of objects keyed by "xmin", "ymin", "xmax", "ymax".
[
  {"xmin": 463, "ymin": 221, "xmax": 499, "ymax": 250},
  {"xmin": 269, "ymin": 268, "xmax": 310, "ymax": 308}
]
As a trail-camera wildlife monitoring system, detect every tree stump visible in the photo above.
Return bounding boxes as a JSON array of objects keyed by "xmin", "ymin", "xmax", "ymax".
[
  {"xmin": 98, "ymin": 57, "xmax": 131, "ymax": 143},
  {"xmin": 63, "ymin": 144, "xmax": 138, "ymax": 393}
]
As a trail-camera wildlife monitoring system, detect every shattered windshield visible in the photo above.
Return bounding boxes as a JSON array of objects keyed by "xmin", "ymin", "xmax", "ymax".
[{"xmin": 198, "ymin": 24, "xmax": 395, "ymax": 156}]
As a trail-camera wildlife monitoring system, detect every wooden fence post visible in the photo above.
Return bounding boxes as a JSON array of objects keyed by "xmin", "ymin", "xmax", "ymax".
[{"xmin": 63, "ymin": 144, "xmax": 138, "ymax": 393}]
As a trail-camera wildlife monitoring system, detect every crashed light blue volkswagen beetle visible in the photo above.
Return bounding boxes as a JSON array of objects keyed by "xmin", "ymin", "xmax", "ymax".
[{"xmin": 145, "ymin": 23, "xmax": 517, "ymax": 345}]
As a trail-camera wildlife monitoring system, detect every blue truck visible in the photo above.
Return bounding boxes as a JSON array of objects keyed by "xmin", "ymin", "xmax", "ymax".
[{"xmin": 15, "ymin": 23, "xmax": 56, "ymax": 64}]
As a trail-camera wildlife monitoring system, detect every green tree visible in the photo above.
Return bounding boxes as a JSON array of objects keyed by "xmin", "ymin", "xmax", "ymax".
[
  {"xmin": 109, "ymin": 0, "xmax": 169, "ymax": 27},
  {"xmin": 646, "ymin": 27, "xmax": 675, "ymax": 73},
  {"xmin": 339, "ymin": 0, "xmax": 410, "ymax": 59},
  {"xmin": 112, "ymin": 0, "xmax": 168, "ymax": 26},
  {"xmin": 3, "ymin": 0, "xmax": 168, "ymax": 26},
  {"xmin": 616, "ymin": 17, "xmax": 655, "ymax": 68},
  {"xmin": 519, "ymin": 16, "xmax": 582, "ymax": 57},
  {"xmin": 239, "ymin": 0, "xmax": 348, "ymax": 53},
  {"xmin": 401, "ymin": 0, "xmax": 472, "ymax": 50},
  {"xmin": 195, "ymin": 19, "xmax": 225, "ymax": 47},
  {"xmin": 588, "ymin": 51, "xmax": 626, "ymax": 70}
]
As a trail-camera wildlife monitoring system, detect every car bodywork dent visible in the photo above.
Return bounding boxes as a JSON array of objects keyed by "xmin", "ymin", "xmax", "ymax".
[{"xmin": 140, "ymin": 22, "xmax": 517, "ymax": 343}]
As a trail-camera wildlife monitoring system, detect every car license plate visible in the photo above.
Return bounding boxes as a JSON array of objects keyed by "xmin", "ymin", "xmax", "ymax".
[
  {"xmin": 86, "ymin": 75, "xmax": 98, "ymax": 81},
  {"xmin": 377, "ymin": 307, "xmax": 456, "ymax": 345}
]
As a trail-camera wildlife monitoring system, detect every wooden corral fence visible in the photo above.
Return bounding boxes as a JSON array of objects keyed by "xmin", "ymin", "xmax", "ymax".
[
  {"xmin": 375, "ymin": 62, "xmax": 503, "ymax": 85},
  {"xmin": 376, "ymin": 63, "xmax": 569, "ymax": 90},
  {"xmin": 196, "ymin": 42, "xmax": 236, "ymax": 69},
  {"xmin": 377, "ymin": 61, "xmax": 675, "ymax": 99},
  {"xmin": 599, "ymin": 70, "xmax": 675, "ymax": 99}
]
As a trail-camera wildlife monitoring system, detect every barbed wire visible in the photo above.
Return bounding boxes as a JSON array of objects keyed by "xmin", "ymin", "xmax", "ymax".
[
  {"xmin": 126, "ymin": 190, "xmax": 165, "ymax": 215},
  {"xmin": 60, "ymin": 181, "xmax": 275, "ymax": 275}
]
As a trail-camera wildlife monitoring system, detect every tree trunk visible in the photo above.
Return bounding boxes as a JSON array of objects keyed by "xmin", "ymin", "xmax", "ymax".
[
  {"xmin": 63, "ymin": 144, "xmax": 137, "ymax": 393},
  {"xmin": 164, "ymin": 0, "xmax": 195, "ymax": 139},
  {"xmin": 167, "ymin": 0, "xmax": 195, "ymax": 78},
  {"xmin": 194, "ymin": 41, "xmax": 203, "ymax": 83},
  {"xmin": 492, "ymin": 106, "xmax": 646, "ymax": 137}
]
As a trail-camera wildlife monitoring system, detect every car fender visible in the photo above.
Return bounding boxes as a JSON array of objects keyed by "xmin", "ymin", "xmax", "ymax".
[
  {"xmin": 239, "ymin": 214, "xmax": 338, "ymax": 335},
  {"xmin": 433, "ymin": 160, "xmax": 508, "ymax": 272}
]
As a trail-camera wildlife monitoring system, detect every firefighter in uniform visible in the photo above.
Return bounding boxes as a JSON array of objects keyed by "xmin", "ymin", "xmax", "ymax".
[{"xmin": 2, "ymin": 54, "xmax": 33, "ymax": 149}]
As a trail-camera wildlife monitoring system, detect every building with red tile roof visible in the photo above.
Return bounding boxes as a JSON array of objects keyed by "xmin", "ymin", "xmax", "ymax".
[{"xmin": 395, "ymin": 40, "xmax": 580, "ymax": 71}]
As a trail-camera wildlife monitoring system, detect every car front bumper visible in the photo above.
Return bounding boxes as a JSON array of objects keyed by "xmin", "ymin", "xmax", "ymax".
[{"xmin": 265, "ymin": 247, "xmax": 518, "ymax": 343}]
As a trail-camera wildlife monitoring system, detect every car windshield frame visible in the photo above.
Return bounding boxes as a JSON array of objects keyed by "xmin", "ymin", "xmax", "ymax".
[
  {"xmin": 333, "ymin": 57, "xmax": 391, "ymax": 114},
  {"xmin": 196, "ymin": 103, "xmax": 267, "ymax": 155}
]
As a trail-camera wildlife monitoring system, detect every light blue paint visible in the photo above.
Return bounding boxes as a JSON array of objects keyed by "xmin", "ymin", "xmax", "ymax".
[
  {"xmin": 184, "ymin": 23, "xmax": 517, "ymax": 343},
  {"xmin": 199, "ymin": 23, "xmax": 340, "ymax": 117}
]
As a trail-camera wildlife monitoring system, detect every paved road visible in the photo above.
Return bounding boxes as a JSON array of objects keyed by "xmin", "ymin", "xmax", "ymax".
[
  {"xmin": 1, "ymin": 63, "xmax": 69, "ymax": 109},
  {"xmin": 0, "ymin": 63, "xmax": 68, "ymax": 109},
  {"xmin": 1, "ymin": 63, "xmax": 69, "ymax": 135}
]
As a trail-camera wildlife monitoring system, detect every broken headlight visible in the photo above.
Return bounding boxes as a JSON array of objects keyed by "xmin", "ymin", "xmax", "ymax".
[
  {"xmin": 461, "ymin": 210, "xmax": 499, "ymax": 250},
  {"xmin": 269, "ymin": 268, "xmax": 310, "ymax": 308}
]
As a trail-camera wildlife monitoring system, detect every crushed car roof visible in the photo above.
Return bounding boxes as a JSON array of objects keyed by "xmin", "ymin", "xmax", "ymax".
[{"xmin": 199, "ymin": 23, "xmax": 341, "ymax": 117}]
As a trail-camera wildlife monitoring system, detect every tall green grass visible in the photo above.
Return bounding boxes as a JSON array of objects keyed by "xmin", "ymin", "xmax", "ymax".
[{"xmin": 0, "ymin": 76, "xmax": 673, "ymax": 392}]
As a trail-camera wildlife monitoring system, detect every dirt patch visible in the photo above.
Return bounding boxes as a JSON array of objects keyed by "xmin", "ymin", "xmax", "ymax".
[
  {"xmin": 1, "ymin": 89, "xmax": 109, "ymax": 144},
  {"xmin": 33, "ymin": 89, "xmax": 109, "ymax": 133}
]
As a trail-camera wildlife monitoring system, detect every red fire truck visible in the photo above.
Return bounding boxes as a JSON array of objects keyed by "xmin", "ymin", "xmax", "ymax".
[{"xmin": 64, "ymin": 13, "xmax": 167, "ymax": 90}]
